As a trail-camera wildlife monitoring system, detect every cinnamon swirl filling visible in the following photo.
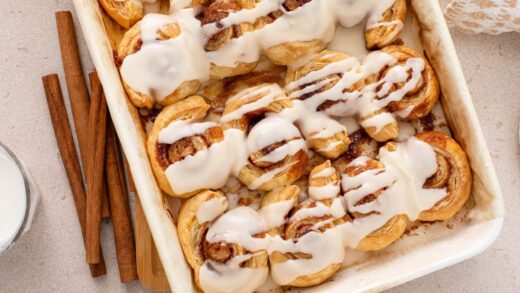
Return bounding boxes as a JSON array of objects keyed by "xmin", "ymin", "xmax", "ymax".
[
  {"xmin": 282, "ymin": 0, "xmax": 313, "ymax": 11},
  {"xmin": 156, "ymin": 126, "xmax": 224, "ymax": 169}
]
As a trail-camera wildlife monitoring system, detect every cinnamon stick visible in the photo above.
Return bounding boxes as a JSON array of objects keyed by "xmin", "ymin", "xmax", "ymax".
[
  {"xmin": 85, "ymin": 74, "xmax": 108, "ymax": 264},
  {"xmin": 88, "ymin": 72, "xmax": 111, "ymax": 219},
  {"xmin": 55, "ymin": 11, "xmax": 90, "ymax": 165},
  {"xmin": 101, "ymin": 192, "xmax": 111, "ymax": 219},
  {"xmin": 56, "ymin": 11, "xmax": 111, "ymax": 219},
  {"xmin": 42, "ymin": 74, "xmax": 107, "ymax": 277},
  {"xmin": 106, "ymin": 122, "xmax": 137, "ymax": 283}
]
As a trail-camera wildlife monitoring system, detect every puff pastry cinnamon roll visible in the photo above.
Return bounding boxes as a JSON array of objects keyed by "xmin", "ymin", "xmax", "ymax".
[
  {"xmin": 178, "ymin": 190, "xmax": 269, "ymax": 293},
  {"xmin": 222, "ymin": 84, "xmax": 308, "ymax": 191},
  {"xmin": 359, "ymin": 46, "xmax": 439, "ymax": 141},
  {"xmin": 99, "ymin": 0, "xmax": 144, "ymax": 29},
  {"xmin": 196, "ymin": 0, "xmax": 258, "ymax": 79},
  {"xmin": 285, "ymin": 46, "xmax": 439, "ymax": 143},
  {"xmin": 259, "ymin": 185, "xmax": 300, "ymax": 233},
  {"xmin": 285, "ymin": 50, "xmax": 362, "ymax": 118},
  {"xmin": 203, "ymin": 71, "xmax": 285, "ymax": 112},
  {"xmin": 375, "ymin": 46, "xmax": 440, "ymax": 121},
  {"xmin": 292, "ymin": 49, "xmax": 398, "ymax": 143},
  {"xmin": 364, "ymin": 0, "xmax": 407, "ymax": 50},
  {"xmin": 118, "ymin": 14, "xmax": 206, "ymax": 109},
  {"xmin": 284, "ymin": 51, "xmax": 357, "ymax": 158},
  {"xmin": 147, "ymin": 96, "xmax": 228, "ymax": 197},
  {"xmin": 342, "ymin": 157, "xmax": 408, "ymax": 251},
  {"xmin": 266, "ymin": 184, "xmax": 346, "ymax": 287},
  {"xmin": 416, "ymin": 131, "xmax": 472, "ymax": 221},
  {"xmin": 261, "ymin": 0, "xmax": 330, "ymax": 65}
]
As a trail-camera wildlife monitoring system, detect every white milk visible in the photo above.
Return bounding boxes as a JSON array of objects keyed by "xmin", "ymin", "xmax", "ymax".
[{"xmin": 0, "ymin": 147, "xmax": 28, "ymax": 254}]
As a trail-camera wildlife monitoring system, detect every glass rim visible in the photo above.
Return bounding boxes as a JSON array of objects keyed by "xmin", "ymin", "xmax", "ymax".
[{"xmin": 0, "ymin": 142, "xmax": 31, "ymax": 252}]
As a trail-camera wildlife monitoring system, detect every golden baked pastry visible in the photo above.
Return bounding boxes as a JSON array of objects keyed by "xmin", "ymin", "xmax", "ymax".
[
  {"xmin": 178, "ymin": 190, "xmax": 228, "ymax": 289},
  {"xmin": 360, "ymin": 46, "xmax": 439, "ymax": 141},
  {"xmin": 259, "ymin": 185, "xmax": 300, "ymax": 234},
  {"xmin": 260, "ymin": 164, "xmax": 342, "ymax": 287},
  {"xmin": 203, "ymin": 71, "xmax": 285, "ymax": 111},
  {"xmin": 271, "ymin": 199, "xmax": 346, "ymax": 286},
  {"xmin": 260, "ymin": 1, "xmax": 328, "ymax": 65},
  {"xmin": 285, "ymin": 50, "xmax": 353, "ymax": 158},
  {"xmin": 265, "ymin": 39, "xmax": 327, "ymax": 66},
  {"xmin": 334, "ymin": 129, "xmax": 379, "ymax": 174},
  {"xmin": 221, "ymin": 83, "xmax": 293, "ymax": 130},
  {"xmin": 365, "ymin": 0, "xmax": 407, "ymax": 50},
  {"xmin": 304, "ymin": 124, "xmax": 351, "ymax": 160},
  {"xmin": 308, "ymin": 160, "xmax": 341, "ymax": 200},
  {"xmin": 100, "ymin": 0, "xmax": 478, "ymax": 291},
  {"xmin": 99, "ymin": 0, "xmax": 144, "ymax": 29},
  {"xmin": 196, "ymin": 0, "xmax": 258, "ymax": 79},
  {"xmin": 222, "ymin": 84, "xmax": 308, "ymax": 191},
  {"xmin": 147, "ymin": 96, "xmax": 220, "ymax": 197},
  {"xmin": 285, "ymin": 49, "xmax": 395, "ymax": 143},
  {"xmin": 117, "ymin": 20, "xmax": 201, "ymax": 109},
  {"xmin": 378, "ymin": 45, "xmax": 440, "ymax": 121},
  {"xmin": 358, "ymin": 109, "xmax": 399, "ymax": 143},
  {"xmin": 284, "ymin": 47, "xmax": 409, "ymax": 143},
  {"xmin": 416, "ymin": 131, "xmax": 472, "ymax": 221},
  {"xmin": 342, "ymin": 157, "xmax": 408, "ymax": 251},
  {"xmin": 178, "ymin": 190, "xmax": 269, "ymax": 292}
]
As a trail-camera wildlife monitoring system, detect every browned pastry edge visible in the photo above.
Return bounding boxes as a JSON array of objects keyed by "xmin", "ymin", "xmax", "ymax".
[
  {"xmin": 365, "ymin": 0, "xmax": 407, "ymax": 50},
  {"xmin": 416, "ymin": 131, "xmax": 472, "ymax": 221}
]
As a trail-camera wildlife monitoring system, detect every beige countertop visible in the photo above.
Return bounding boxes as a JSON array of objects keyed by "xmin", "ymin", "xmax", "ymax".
[{"xmin": 0, "ymin": 1, "xmax": 518, "ymax": 292}]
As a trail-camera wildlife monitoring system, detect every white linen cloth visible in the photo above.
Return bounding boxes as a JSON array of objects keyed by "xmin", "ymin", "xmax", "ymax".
[{"xmin": 445, "ymin": 0, "xmax": 520, "ymax": 34}]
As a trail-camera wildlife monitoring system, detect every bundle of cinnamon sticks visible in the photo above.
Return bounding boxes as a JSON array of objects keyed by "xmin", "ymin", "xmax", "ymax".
[{"xmin": 41, "ymin": 11, "xmax": 136, "ymax": 283}]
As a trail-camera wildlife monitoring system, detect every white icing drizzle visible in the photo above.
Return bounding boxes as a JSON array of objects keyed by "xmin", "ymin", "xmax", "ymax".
[
  {"xmin": 269, "ymin": 226, "xmax": 345, "ymax": 286},
  {"xmin": 246, "ymin": 117, "xmax": 305, "ymax": 158},
  {"xmin": 202, "ymin": 0, "xmax": 280, "ymax": 37},
  {"xmin": 313, "ymin": 167, "xmax": 336, "ymax": 178},
  {"xmin": 221, "ymin": 84, "xmax": 286, "ymax": 123},
  {"xmin": 196, "ymin": 137, "xmax": 446, "ymax": 290},
  {"xmin": 199, "ymin": 254, "xmax": 269, "ymax": 293},
  {"xmin": 206, "ymin": 207, "xmax": 267, "ymax": 251},
  {"xmin": 256, "ymin": 140, "xmax": 306, "ymax": 164},
  {"xmin": 339, "ymin": 137, "xmax": 446, "ymax": 248},
  {"xmin": 259, "ymin": 200, "xmax": 296, "ymax": 230},
  {"xmin": 163, "ymin": 138, "xmax": 237, "ymax": 194},
  {"xmin": 205, "ymin": 0, "xmax": 336, "ymax": 67},
  {"xmin": 249, "ymin": 161, "xmax": 297, "ymax": 190},
  {"xmin": 308, "ymin": 167, "xmax": 341, "ymax": 200},
  {"xmin": 159, "ymin": 123, "xmax": 246, "ymax": 194},
  {"xmin": 120, "ymin": 12, "xmax": 209, "ymax": 102},
  {"xmin": 158, "ymin": 120, "xmax": 217, "ymax": 144},
  {"xmin": 196, "ymin": 197, "xmax": 229, "ymax": 224},
  {"xmin": 366, "ymin": 0, "xmax": 402, "ymax": 28},
  {"xmin": 365, "ymin": 0, "xmax": 404, "ymax": 45},
  {"xmin": 287, "ymin": 50, "xmax": 426, "ymax": 135},
  {"xmin": 289, "ymin": 198, "xmax": 346, "ymax": 223},
  {"xmin": 122, "ymin": 1, "xmax": 403, "ymax": 103},
  {"xmin": 127, "ymin": 1, "xmax": 451, "ymax": 291},
  {"xmin": 159, "ymin": 106, "xmax": 309, "ymax": 194},
  {"xmin": 308, "ymin": 183, "xmax": 341, "ymax": 201},
  {"xmin": 159, "ymin": 54, "xmax": 426, "ymax": 195},
  {"xmin": 339, "ymin": 116, "xmax": 361, "ymax": 133},
  {"xmin": 202, "ymin": 205, "xmax": 346, "ymax": 287}
]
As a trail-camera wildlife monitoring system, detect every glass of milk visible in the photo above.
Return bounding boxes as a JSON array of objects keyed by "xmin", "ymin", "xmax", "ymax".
[{"xmin": 0, "ymin": 142, "xmax": 39, "ymax": 256}]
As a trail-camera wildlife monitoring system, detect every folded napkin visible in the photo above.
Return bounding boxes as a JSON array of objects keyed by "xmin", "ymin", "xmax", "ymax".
[{"xmin": 445, "ymin": 0, "xmax": 520, "ymax": 34}]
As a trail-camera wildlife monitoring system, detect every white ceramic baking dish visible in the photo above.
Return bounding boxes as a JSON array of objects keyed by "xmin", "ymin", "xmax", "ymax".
[{"xmin": 72, "ymin": 0, "xmax": 505, "ymax": 292}]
